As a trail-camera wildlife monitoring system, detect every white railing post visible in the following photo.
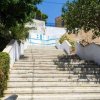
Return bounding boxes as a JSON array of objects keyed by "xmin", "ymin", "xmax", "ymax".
[
  {"xmin": 20, "ymin": 42, "xmax": 24, "ymax": 55},
  {"xmin": 15, "ymin": 40, "xmax": 20, "ymax": 61},
  {"xmin": 56, "ymin": 40, "xmax": 72, "ymax": 54}
]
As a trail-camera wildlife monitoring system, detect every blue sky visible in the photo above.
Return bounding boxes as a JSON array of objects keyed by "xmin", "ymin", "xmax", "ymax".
[{"xmin": 38, "ymin": 0, "xmax": 68, "ymax": 24}]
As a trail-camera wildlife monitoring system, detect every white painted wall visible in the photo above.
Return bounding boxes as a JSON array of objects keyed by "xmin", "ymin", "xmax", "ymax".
[
  {"xmin": 76, "ymin": 42, "xmax": 100, "ymax": 65},
  {"xmin": 45, "ymin": 26, "xmax": 66, "ymax": 38},
  {"xmin": 29, "ymin": 25, "xmax": 66, "ymax": 38},
  {"xmin": 56, "ymin": 40, "xmax": 72, "ymax": 54},
  {"xmin": 3, "ymin": 39, "xmax": 28, "ymax": 68}
]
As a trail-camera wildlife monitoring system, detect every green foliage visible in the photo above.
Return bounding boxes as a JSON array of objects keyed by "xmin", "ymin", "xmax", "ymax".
[
  {"xmin": 0, "ymin": 23, "xmax": 10, "ymax": 38},
  {"xmin": 0, "ymin": 0, "xmax": 48, "ymax": 41},
  {"xmin": 10, "ymin": 24, "xmax": 29, "ymax": 41},
  {"xmin": 0, "ymin": 37, "xmax": 10, "ymax": 51},
  {"xmin": 59, "ymin": 34, "xmax": 75, "ymax": 51},
  {"xmin": 0, "ymin": 0, "xmax": 43, "ymax": 27},
  {"xmin": 35, "ymin": 10, "xmax": 48, "ymax": 22},
  {"xmin": 62, "ymin": 0, "xmax": 100, "ymax": 37},
  {"xmin": 0, "ymin": 52, "xmax": 10, "ymax": 97}
]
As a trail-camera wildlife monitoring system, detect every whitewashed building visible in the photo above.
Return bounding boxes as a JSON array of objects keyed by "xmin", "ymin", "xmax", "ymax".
[{"xmin": 26, "ymin": 19, "xmax": 66, "ymax": 45}]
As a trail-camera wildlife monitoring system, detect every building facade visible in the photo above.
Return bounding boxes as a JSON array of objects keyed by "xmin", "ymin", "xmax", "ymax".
[{"xmin": 55, "ymin": 16, "xmax": 64, "ymax": 27}]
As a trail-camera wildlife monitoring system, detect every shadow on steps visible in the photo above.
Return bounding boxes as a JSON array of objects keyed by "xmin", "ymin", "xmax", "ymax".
[
  {"xmin": 53, "ymin": 54, "xmax": 100, "ymax": 83},
  {"xmin": 5, "ymin": 95, "xmax": 18, "ymax": 100}
]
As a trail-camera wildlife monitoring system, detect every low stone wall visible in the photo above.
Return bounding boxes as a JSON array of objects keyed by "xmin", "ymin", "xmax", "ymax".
[
  {"xmin": 56, "ymin": 40, "xmax": 72, "ymax": 54},
  {"xmin": 76, "ymin": 42, "xmax": 100, "ymax": 65},
  {"xmin": 3, "ymin": 39, "xmax": 28, "ymax": 67}
]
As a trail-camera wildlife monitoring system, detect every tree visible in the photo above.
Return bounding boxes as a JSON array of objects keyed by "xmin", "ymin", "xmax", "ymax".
[
  {"xmin": 35, "ymin": 10, "xmax": 48, "ymax": 21},
  {"xmin": 0, "ymin": 0, "xmax": 43, "ymax": 27},
  {"xmin": 62, "ymin": 0, "xmax": 100, "ymax": 37},
  {"xmin": 0, "ymin": 0, "xmax": 47, "ymax": 41}
]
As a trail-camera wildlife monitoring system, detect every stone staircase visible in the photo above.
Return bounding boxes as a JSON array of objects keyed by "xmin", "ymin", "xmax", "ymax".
[{"xmin": 3, "ymin": 46, "xmax": 100, "ymax": 100}]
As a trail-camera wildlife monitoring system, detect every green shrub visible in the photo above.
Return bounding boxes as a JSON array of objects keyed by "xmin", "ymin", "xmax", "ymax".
[
  {"xmin": 0, "ymin": 52, "xmax": 10, "ymax": 97},
  {"xmin": 59, "ymin": 34, "xmax": 75, "ymax": 52},
  {"xmin": 59, "ymin": 34, "xmax": 67, "ymax": 44}
]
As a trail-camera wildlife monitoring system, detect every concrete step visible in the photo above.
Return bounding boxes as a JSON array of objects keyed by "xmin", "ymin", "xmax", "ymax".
[
  {"xmin": 13, "ymin": 62, "xmax": 98, "ymax": 67},
  {"xmin": 24, "ymin": 50, "xmax": 65, "ymax": 52},
  {"xmin": 4, "ymin": 87, "xmax": 100, "ymax": 94},
  {"xmin": 24, "ymin": 48, "xmax": 60, "ymax": 51},
  {"xmin": 7, "ymin": 82, "xmax": 100, "ymax": 88},
  {"xmin": 14, "ymin": 61, "xmax": 61, "ymax": 65},
  {"xmin": 9, "ymin": 74, "xmax": 97, "ymax": 82},
  {"xmin": 23, "ymin": 54, "xmax": 65, "ymax": 57},
  {"xmin": 24, "ymin": 51, "xmax": 65, "ymax": 53},
  {"xmin": 9, "ymin": 69, "xmax": 71, "ymax": 74},
  {"xmin": 15, "ymin": 62, "xmax": 56, "ymax": 65},
  {"xmin": 11, "ymin": 66, "xmax": 100, "ymax": 72},
  {"xmin": 13, "ymin": 64, "xmax": 58, "ymax": 67},
  {"xmin": 15, "ymin": 62, "xmax": 34, "ymax": 64},
  {"xmin": 17, "ymin": 59, "xmax": 57, "ymax": 62},
  {"xmin": 11, "ymin": 67, "xmax": 58, "ymax": 70},
  {"xmin": 24, "ymin": 51, "xmax": 67, "ymax": 55},
  {"xmin": 25, "ymin": 47, "xmax": 61, "ymax": 50},
  {"xmin": 24, "ymin": 51, "xmax": 64, "ymax": 54},
  {"xmin": 14, "ymin": 62, "xmax": 97, "ymax": 66},
  {"xmin": 24, "ymin": 49, "xmax": 61, "ymax": 51},
  {"xmin": 16, "ymin": 66, "xmax": 99, "ymax": 70},
  {"xmin": 9, "ymin": 73, "xmax": 80, "ymax": 77},
  {"xmin": 8, "ymin": 77, "xmax": 98, "ymax": 83},
  {"xmin": 21, "ymin": 56, "xmax": 59, "ymax": 59},
  {"xmin": 19, "ymin": 57, "xmax": 62, "ymax": 61},
  {"xmin": 3, "ymin": 94, "xmax": 100, "ymax": 100},
  {"xmin": 14, "ymin": 62, "xmax": 98, "ymax": 68},
  {"xmin": 18, "ymin": 57, "xmax": 58, "ymax": 61},
  {"xmin": 10, "ymin": 69, "xmax": 97, "ymax": 74}
]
